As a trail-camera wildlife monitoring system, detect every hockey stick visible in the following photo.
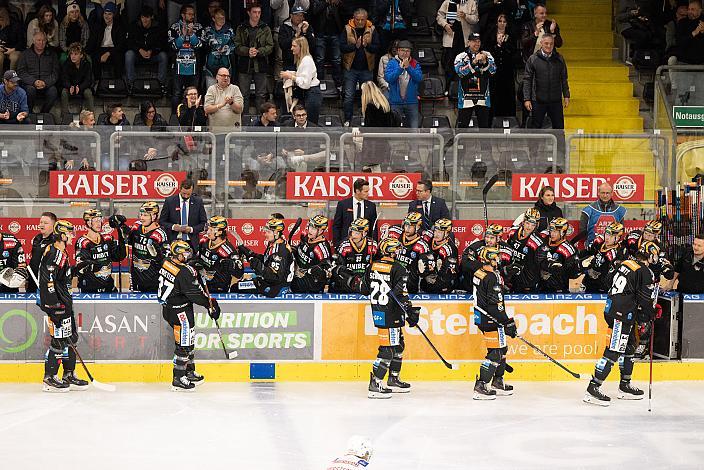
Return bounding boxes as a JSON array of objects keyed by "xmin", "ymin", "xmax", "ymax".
[
  {"xmin": 482, "ymin": 174, "xmax": 500, "ymax": 227},
  {"xmin": 388, "ymin": 290, "xmax": 457, "ymax": 370},
  {"xmin": 648, "ymin": 320, "xmax": 655, "ymax": 412},
  {"xmin": 199, "ymin": 276, "xmax": 238, "ymax": 360},
  {"xmin": 288, "ymin": 217, "xmax": 303, "ymax": 245},
  {"xmin": 69, "ymin": 340, "xmax": 116, "ymax": 392}
]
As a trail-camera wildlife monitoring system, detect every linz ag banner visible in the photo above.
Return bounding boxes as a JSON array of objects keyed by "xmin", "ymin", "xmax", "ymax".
[
  {"xmin": 512, "ymin": 174, "xmax": 646, "ymax": 202},
  {"xmin": 49, "ymin": 171, "xmax": 186, "ymax": 199},
  {"xmin": 286, "ymin": 172, "xmax": 422, "ymax": 201}
]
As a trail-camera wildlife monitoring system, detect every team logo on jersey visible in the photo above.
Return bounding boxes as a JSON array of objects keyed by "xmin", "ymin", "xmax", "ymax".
[
  {"xmin": 380, "ymin": 223, "xmax": 390, "ymax": 238},
  {"xmin": 2, "ymin": 251, "xmax": 8, "ymax": 258},
  {"xmin": 471, "ymin": 224, "xmax": 483, "ymax": 236},
  {"xmin": 613, "ymin": 176, "xmax": 638, "ymax": 200},
  {"xmin": 7, "ymin": 221, "xmax": 20, "ymax": 234},
  {"xmin": 153, "ymin": 173, "xmax": 180, "ymax": 198},
  {"xmin": 241, "ymin": 223, "xmax": 254, "ymax": 236},
  {"xmin": 389, "ymin": 174, "xmax": 413, "ymax": 199}
]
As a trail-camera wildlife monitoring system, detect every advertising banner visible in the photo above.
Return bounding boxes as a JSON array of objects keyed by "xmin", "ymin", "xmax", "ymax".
[
  {"xmin": 49, "ymin": 171, "xmax": 186, "ymax": 199},
  {"xmin": 511, "ymin": 174, "xmax": 646, "ymax": 202},
  {"xmin": 286, "ymin": 172, "xmax": 422, "ymax": 201}
]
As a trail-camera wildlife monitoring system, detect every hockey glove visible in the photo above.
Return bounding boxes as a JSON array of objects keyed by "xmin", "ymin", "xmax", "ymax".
[
  {"xmin": 238, "ymin": 245, "xmax": 254, "ymax": 260},
  {"xmin": 406, "ymin": 306, "xmax": 421, "ymax": 327},
  {"xmin": 504, "ymin": 263, "xmax": 522, "ymax": 279},
  {"xmin": 503, "ymin": 319, "xmax": 517, "ymax": 338},
  {"xmin": 654, "ymin": 303, "xmax": 663, "ymax": 320},
  {"xmin": 249, "ymin": 257, "xmax": 264, "ymax": 274},
  {"xmin": 209, "ymin": 298, "xmax": 221, "ymax": 321},
  {"xmin": 108, "ymin": 214, "xmax": 127, "ymax": 229}
]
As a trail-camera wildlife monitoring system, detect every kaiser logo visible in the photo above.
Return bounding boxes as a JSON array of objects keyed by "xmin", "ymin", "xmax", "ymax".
[
  {"xmin": 153, "ymin": 173, "xmax": 179, "ymax": 198},
  {"xmin": 380, "ymin": 223, "xmax": 390, "ymax": 238},
  {"xmin": 8, "ymin": 221, "xmax": 20, "ymax": 234},
  {"xmin": 613, "ymin": 176, "xmax": 637, "ymax": 200},
  {"xmin": 389, "ymin": 174, "xmax": 413, "ymax": 199},
  {"xmin": 241, "ymin": 223, "xmax": 254, "ymax": 236},
  {"xmin": 471, "ymin": 224, "xmax": 484, "ymax": 236}
]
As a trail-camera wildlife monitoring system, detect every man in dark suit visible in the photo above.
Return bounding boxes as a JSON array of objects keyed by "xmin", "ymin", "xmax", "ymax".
[
  {"xmin": 408, "ymin": 179, "xmax": 450, "ymax": 231},
  {"xmin": 159, "ymin": 179, "xmax": 208, "ymax": 251},
  {"xmin": 286, "ymin": 104, "xmax": 320, "ymax": 128},
  {"xmin": 332, "ymin": 178, "xmax": 378, "ymax": 246}
]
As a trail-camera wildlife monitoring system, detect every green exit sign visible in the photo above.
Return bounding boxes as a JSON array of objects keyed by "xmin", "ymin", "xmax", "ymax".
[{"xmin": 674, "ymin": 106, "xmax": 704, "ymax": 128}]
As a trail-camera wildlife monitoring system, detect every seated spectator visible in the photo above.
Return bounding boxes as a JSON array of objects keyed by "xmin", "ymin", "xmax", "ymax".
[
  {"xmin": 437, "ymin": 0, "xmax": 479, "ymax": 90},
  {"xmin": 454, "ymin": 32, "xmax": 496, "ymax": 128},
  {"xmin": 203, "ymin": 7, "xmax": 235, "ymax": 89},
  {"xmin": 279, "ymin": 5, "xmax": 316, "ymax": 71},
  {"xmin": 375, "ymin": 0, "xmax": 412, "ymax": 53},
  {"xmin": 86, "ymin": 2, "xmax": 125, "ymax": 80},
  {"xmin": 17, "ymin": 31, "xmax": 60, "ymax": 114},
  {"xmin": 59, "ymin": 0, "xmax": 90, "ymax": 59},
  {"xmin": 0, "ymin": 70, "xmax": 28, "ymax": 124},
  {"xmin": 27, "ymin": 5, "xmax": 60, "ymax": 52},
  {"xmin": 98, "ymin": 102, "xmax": 129, "ymax": 126},
  {"xmin": 520, "ymin": 4, "xmax": 562, "ymax": 62},
  {"xmin": 616, "ymin": 0, "xmax": 660, "ymax": 63},
  {"xmin": 0, "ymin": 7, "xmax": 25, "ymax": 77},
  {"xmin": 133, "ymin": 100, "xmax": 167, "ymax": 130},
  {"xmin": 60, "ymin": 42, "xmax": 94, "ymax": 113},
  {"xmin": 177, "ymin": 85, "xmax": 208, "ymax": 128},
  {"xmin": 253, "ymin": 101, "xmax": 280, "ymax": 126},
  {"xmin": 168, "ymin": 5, "xmax": 205, "ymax": 112},
  {"xmin": 286, "ymin": 103, "xmax": 319, "ymax": 127},
  {"xmin": 361, "ymin": 80, "xmax": 398, "ymax": 127},
  {"xmin": 234, "ymin": 4, "xmax": 274, "ymax": 114},
  {"xmin": 280, "ymin": 36, "xmax": 322, "ymax": 124},
  {"xmin": 376, "ymin": 39, "xmax": 398, "ymax": 95},
  {"xmin": 309, "ymin": 0, "xmax": 344, "ymax": 88},
  {"xmin": 204, "ymin": 66, "xmax": 244, "ymax": 130},
  {"xmin": 384, "ymin": 39, "xmax": 421, "ymax": 128},
  {"xmin": 125, "ymin": 6, "xmax": 168, "ymax": 94},
  {"xmin": 69, "ymin": 108, "xmax": 95, "ymax": 129}
]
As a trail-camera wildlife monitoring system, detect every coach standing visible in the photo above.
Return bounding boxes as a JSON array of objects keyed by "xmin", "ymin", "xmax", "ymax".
[
  {"xmin": 159, "ymin": 179, "xmax": 208, "ymax": 251},
  {"xmin": 408, "ymin": 179, "xmax": 450, "ymax": 231},
  {"xmin": 332, "ymin": 178, "xmax": 378, "ymax": 246}
]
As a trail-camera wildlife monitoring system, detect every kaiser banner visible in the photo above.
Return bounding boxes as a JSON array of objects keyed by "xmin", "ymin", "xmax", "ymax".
[
  {"xmin": 512, "ymin": 174, "xmax": 646, "ymax": 202},
  {"xmin": 49, "ymin": 171, "xmax": 186, "ymax": 199},
  {"xmin": 286, "ymin": 172, "xmax": 422, "ymax": 201}
]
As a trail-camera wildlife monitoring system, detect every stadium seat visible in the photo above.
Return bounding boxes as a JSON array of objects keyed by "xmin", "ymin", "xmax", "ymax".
[
  {"xmin": 421, "ymin": 115, "xmax": 451, "ymax": 129},
  {"xmin": 28, "ymin": 113, "xmax": 55, "ymax": 125},
  {"xmin": 492, "ymin": 116, "xmax": 520, "ymax": 129},
  {"xmin": 319, "ymin": 115, "xmax": 343, "ymax": 127}
]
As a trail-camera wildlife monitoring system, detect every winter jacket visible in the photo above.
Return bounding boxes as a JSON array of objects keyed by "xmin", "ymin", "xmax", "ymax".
[
  {"xmin": 534, "ymin": 199, "xmax": 563, "ymax": 233},
  {"xmin": 17, "ymin": 47, "xmax": 60, "ymax": 88},
  {"xmin": 87, "ymin": 19, "xmax": 126, "ymax": 55},
  {"xmin": 61, "ymin": 57, "xmax": 93, "ymax": 91},
  {"xmin": 126, "ymin": 19, "xmax": 167, "ymax": 54},
  {"xmin": 278, "ymin": 19, "xmax": 316, "ymax": 70},
  {"xmin": 522, "ymin": 50, "xmax": 569, "ymax": 104},
  {"xmin": 309, "ymin": 0, "xmax": 344, "ymax": 35},
  {"xmin": 234, "ymin": 21, "xmax": 274, "ymax": 74},
  {"xmin": 384, "ymin": 56, "xmax": 422, "ymax": 105},
  {"xmin": 437, "ymin": 0, "xmax": 479, "ymax": 48},
  {"xmin": 676, "ymin": 15, "xmax": 704, "ymax": 64},
  {"xmin": 615, "ymin": 0, "xmax": 654, "ymax": 35},
  {"xmin": 340, "ymin": 19, "xmax": 380, "ymax": 71}
]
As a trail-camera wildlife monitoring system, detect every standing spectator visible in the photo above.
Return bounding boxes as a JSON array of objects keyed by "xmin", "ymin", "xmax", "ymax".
[
  {"xmin": 332, "ymin": 177, "xmax": 378, "ymax": 246},
  {"xmin": 17, "ymin": 31, "xmax": 60, "ymax": 114},
  {"xmin": 580, "ymin": 182, "xmax": 627, "ymax": 246},
  {"xmin": 86, "ymin": 2, "xmax": 125, "ymax": 80},
  {"xmin": 124, "ymin": 1, "xmax": 162, "ymax": 26},
  {"xmin": 310, "ymin": 0, "xmax": 344, "ymax": 89},
  {"xmin": 60, "ymin": 42, "xmax": 94, "ymax": 113},
  {"xmin": 374, "ymin": 0, "xmax": 412, "ymax": 53},
  {"xmin": 253, "ymin": 101, "xmax": 280, "ymax": 126},
  {"xmin": 665, "ymin": 3, "xmax": 689, "ymax": 56},
  {"xmin": 673, "ymin": 0, "xmax": 704, "ymax": 104},
  {"xmin": 97, "ymin": 102, "xmax": 130, "ymax": 125},
  {"xmin": 485, "ymin": 13, "xmax": 516, "ymax": 117},
  {"xmin": 340, "ymin": 8, "xmax": 381, "ymax": 126},
  {"xmin": 437, "ymin": 0, "xmax": 479, "ymax": 89},
  {"xmin": 673, "ymin": 234, "xmax": 704, "ymax": 293},
  {"xmin": 280, "ymin": 36, "xmax": 322, "ymax": 124},
  {"xmin": 168, "ymin": 4, "xmax": 205, "ymax": 112},
  {"xmin": 203, "ymin": 8, "xmax": 235, "ymax": 89},
  {"xmin": 523, "ymin": 34, "xmax": 569, "ymax": 130},
  {"xmin": 177, "ymin": 85, "xmax": 208, "ymax": 127},
  {"xmin": 520, "ymin": 4, "xmax": 562, "ymax": 62},
  {"xmin": 512, "ymin": 185, "xmax": 563, "ymax": 233},
  {"xmin": 159, "ymin": 178, "xmax": 209, "ymax": 251},
  {"xmin": 0, "ymin": 70, "xmax": 29, "ymax": 124},
  {"xmin": 125, "ymin": 6, "xmax": 168, "ymax": 95},
  {"xmin": 376, "ymin": 39, "xmax": 398, "ymax": 95},
  {"xmin": 204, "ymin": 66, "xmax": 244, "ymax": 130},
  {"xmin": 229, "ymin": 0, "xmax": 274, "ymax": 33},
  {"xmin": 408, "ymin": 179, "xmax": 450, "ymax": 231},
  {"xmin": 58, "ymin": 0, "xmax": 90, "ymax": 58},
  {"xmin": 234, "ymin": 4, "xmax": 274, "ymax": 114},
  {"xmin": 27, "ymin": 5, "xmax": 60, "ymax": 51},
  {"xmin": 384, "ymin": 39, "xmax": 421, "ymax": 128},
  {"xmin": 166, "ymin": 1, "xmax": 196, "ymax": 28},
  {"xmin": 454, "ymin": 32, "xmax": 496, "ymax": 128},
  {"xmin": 0, "ymin": 8, "xmax": 24, "ymax": 77},
  {"xmin": 133, "ymin": 100, "xmax": 168, "ymax": 129},
  {"xmin": 279, "ymin": 5, "xmax": 315, "ymax": 71}
]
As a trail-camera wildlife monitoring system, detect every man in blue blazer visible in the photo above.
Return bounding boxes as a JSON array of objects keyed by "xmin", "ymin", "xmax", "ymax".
[
  {"xmin": 159, "ymin": 179, "xmax": 208, "ymax": 251},
  {"xmin": 408, "ymin": 179, "xmax": 450, "ymax": 231},
  {"xmin": 332, "ymin": 178, "xmax": 378, "ymax": 247}
]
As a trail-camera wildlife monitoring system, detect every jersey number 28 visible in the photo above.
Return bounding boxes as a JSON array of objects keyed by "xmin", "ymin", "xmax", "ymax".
[{"xmin": 370, "ymin": 278, "xmax": 391, "ymax": 306}]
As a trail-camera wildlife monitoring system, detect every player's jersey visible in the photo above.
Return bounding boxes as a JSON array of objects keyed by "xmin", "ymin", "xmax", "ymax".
[
  {"xmin": 580, "ymin": 235, "xmax": 626, "ymax": 293},
  {"xmin": 291, "ymin": 234, "xmax": 332, "ymax": 293},
  {"xmin": 362, "ymin": 255, "xmax": 409, "ymax": 329},
  {"xmin": 0, "ymin": 233, "xmax": 26, "ymax": 293},
  {"xmin": 625, "ymin": 231, "xmax": 674, "ymax": 281},
  {"xmin": 387, "ymin": 225, "xmax": 431, "ymax": 294},
  {"xmin": 503, "ymin": 226, "xmax": 545, "ymax": 292},
  {"xmin": 325, "ymin": 454, "xmax": 370, "ymax": 470},
  {"xmin": 27, "ymin": 233, "xmax": 54, "ymax": 292},
  {"xmin": 126, "ymin": 222, "xmax": 169, "ymax": 292},
  {"xmin": 194, "ymin": 237, "xmax": 244, "ymax": 293},
  {"xmin": 538, "ymin": 238, "xmax": 579, "ymax": 293},
  {"xmin": 606, "ymin": 259, "xmax": 656, "ymax": 322},
  {"xmin": 420, "ymin": 238, "xmax": 458, "ymax": 293},
  {"xmin": 39, "ymin": 244, "xmax": 73, "ymax": 312},
  {"xmin": 75, "ymin": 233, "xmax": 126, "ymax": 293},
  {"xmin": 337, "ymin": 237, "xmax": 379, "ymax": 274},
  {"xmin": 157, "ymin": 258, "xmax": 210, "ymax": 309},
  {"xmin": 243, "ymin": 237, "xmax": 295, "ymax": 297},
  {"xmin": 473, "ymin": 267, "xmax": 508, "ymax": 331},
  {"xmin": 460, "ymin": 238, "xmax": 509, "ymax": 291}
]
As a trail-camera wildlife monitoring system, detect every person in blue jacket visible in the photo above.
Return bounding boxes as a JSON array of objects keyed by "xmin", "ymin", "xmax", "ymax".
[
  {"xmin": 384, "ymin": 39, "xmax": 421, "ymax": 128},
  {"xmin": 580, "ymin": 182, "xmax": 627, "ymax": 247}
]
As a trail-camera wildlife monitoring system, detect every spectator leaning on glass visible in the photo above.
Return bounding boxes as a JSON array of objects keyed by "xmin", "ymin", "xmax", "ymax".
[
  {"xmin": 280, "ymin": 36, "xmax": 322, "ymax": 124},
  {"xmin": 384, "ymin": 39, "xmax": 421, "ymax": 128},
  {"xmin": 125, "ymin": 6, "xmax": 169, "ymax": 95},
  {"xmin": 454, "ymin": 32, "xmax": 496, "ymax": 128},
  {"xmin": 177, "ymin": 85, "xmax": 208, "ymax": 128},
  {"xmin": 60, "ymin": 42, "xmax": 94, "ymax": 113},
  {"xmin": 234, "ymin": 3, "xmax": 274, "ymax": 115},
  {"xmin": 0, "ymin": 70, "xmax": 28, "ymax": 124},
  {"xmin": 580, "ymin": 182, "xmax": 626, "ymax": 246},
  {"xmin": 17, "ymin": 31, "xmax": 60, "ymax": 115},
  {"xmin": 204, "ymin": 66, "xmax": 244, "ymax": 130},
  {"xmin": 523, "ymin": 34, "xmax": 569, "ymax": 130},
  {"xmin": 673, "ymin": 234, "xmax": 704, "ymax": 293}
]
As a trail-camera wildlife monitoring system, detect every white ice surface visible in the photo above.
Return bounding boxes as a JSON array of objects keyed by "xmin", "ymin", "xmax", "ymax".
[{"xmin": 1, "ymin": 381, "xmax": 703, "ymax": 469}]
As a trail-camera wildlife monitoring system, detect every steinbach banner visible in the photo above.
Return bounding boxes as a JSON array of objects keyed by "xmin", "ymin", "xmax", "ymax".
[
  {"xmin": 512, "ymin": 174, "xmax": 647, "ymax": 202},
  {"xmin": 285, "ymin": 172, "xmax": 422, "ymax": 201},
  {"xmin": 49, "ymin": 171, "xmax": 186, "ymax": 199}
]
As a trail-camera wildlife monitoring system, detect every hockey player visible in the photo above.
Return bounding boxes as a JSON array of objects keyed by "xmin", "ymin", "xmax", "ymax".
[
  {"xmin": 75, "ymin": 209, "xmax": 127, "ymax": 293},
  {"xmin": 460, "ymin": 223, "xmax": 506, "ymax": 291},
  {"xmin": 583, "ymin": 241, "xmax": 662, "ymax": 406},
  {"xmin": 360, "ymin": 237, "xmax": 419, "ymax": 398},
  {"xmin": 539, "ymin": 217, "xmax": 581, "ymax": 293},
  {"xmin": 0, "ymin": 230, "xmax": 27, "ymax": 293},
  {"xmin": 27, "ymin": 212, "xmax": 57, "ymax": 293},
  {"xmin": 124, "ymin": 202, "xmax": 169, "ymax": 292},
  {"xmin": 325, "ymin": 436, "xmax": 374, "ymax": 470},
  {"xmin": 472, "ymin": 245, "xmax": 517, "ymax": 400},
  {"xmin": 580, "ymin": 222, "xmax": 627, "ymax": 293},
  {"xmin": 503, "ymin": 208, "xmax": 546, "ymax": 293},
  {"xmin": 158, "ymin": 240, "xmax": 221, "ymax": 391},
  {"xmin": 193, "ymin": 216, "xmax": 244, "ymax": 293},
  {"xmin": 291, "ymin": 215, "xmax": 333, "ymax": 294},
  {"xmin": 330, "ymin": 218, "xmax": 379, "ymax": 293},
  {"xmin": 387, "ymin": 212, "xmax": 433, "ymax": 294},
  {"xmin": 236, "ymin": 216, "xmax": 294, "ymax": 298},
  {"xmin": 420, "ymin": 218, "xmax": 458, "ymax": 294},
  {"xmin": 625, "ymin": 220, "xmax": 674, "ymax": 283},
  {"xmin": 39, "ymin": 220, "xmax": 89, "ymax": 392}
]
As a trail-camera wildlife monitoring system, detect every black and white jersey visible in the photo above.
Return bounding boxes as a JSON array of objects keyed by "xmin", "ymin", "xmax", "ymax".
[{"xmin": 126, "ymin": 222, "xmax": 169, "ymax": 292}]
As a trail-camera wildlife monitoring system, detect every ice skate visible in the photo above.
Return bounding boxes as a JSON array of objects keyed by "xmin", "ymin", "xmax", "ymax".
[
  {"xmin": 617, "ymin": 381, "xmax": 644, "ymax": 400},
  {"xmin": 368, "ymin": 373, "xmax": 392, "ymax": 399},
  {"xmin": 42, "ymin": 375, "xmax": 69, "ymax": 393},
  {"xmin": 186, "ymin": 370, "xmax": 205, "ymax": 386},
  {"xmin": 583, "ymin": 382, "xmax": 611, "ymax": 406},
  {"xmin": 491, "ymin": 377, "xmax": 514, "ymax": 396},
  {"xmin": 63, "ymin": 371, "xmax": 89, "ymax": 391},
  {"xmin": 387, "ymin": 374, "xmax": 411, "ymax": 393},
  {"xmin": 473, "ymin": 377, "xmax": 497, "ymax": 400},
  {"xmin": 171, "ymin": 376, "xmax": 196, "ymax": 392}
]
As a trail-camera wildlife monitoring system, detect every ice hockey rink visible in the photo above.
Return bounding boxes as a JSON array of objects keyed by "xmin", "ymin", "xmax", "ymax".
[{"xmin": 2, "ymin": 381, "xmax": 703, "ymax": 469}]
